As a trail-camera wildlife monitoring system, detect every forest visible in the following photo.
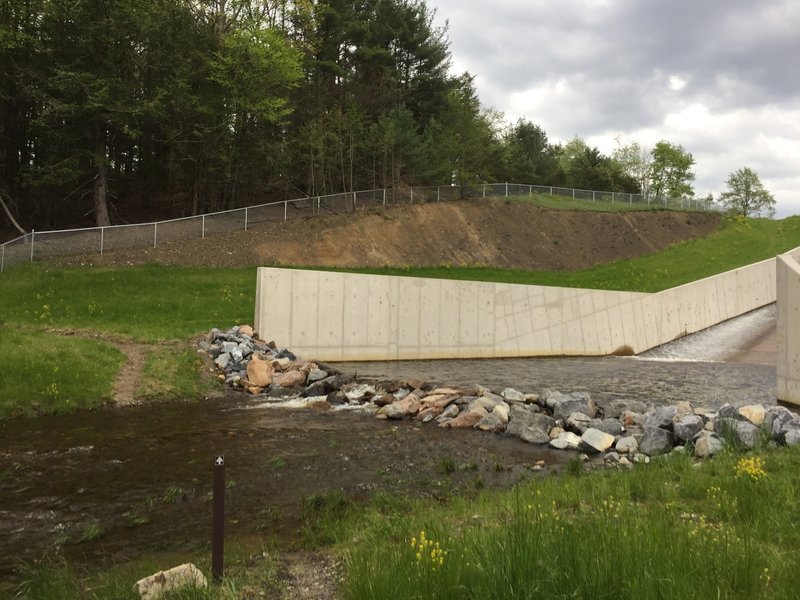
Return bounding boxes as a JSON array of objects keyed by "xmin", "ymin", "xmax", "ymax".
[{"xmin": 1, "ymin": 0, "xmax": 686, "ymax": 234}]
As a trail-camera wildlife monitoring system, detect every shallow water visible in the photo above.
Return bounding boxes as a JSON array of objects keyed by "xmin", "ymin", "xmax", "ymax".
[{"xmin": 0, "ymin": 306, "xmax": 780, "ymax": 581}]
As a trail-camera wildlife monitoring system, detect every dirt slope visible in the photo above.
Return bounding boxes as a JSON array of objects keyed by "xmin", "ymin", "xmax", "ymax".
[{"xmin": 56, "ymin": 199, "xmax": 722, "ymax": 270}]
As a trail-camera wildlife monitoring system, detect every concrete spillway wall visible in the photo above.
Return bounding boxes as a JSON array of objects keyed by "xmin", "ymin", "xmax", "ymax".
[
  {"xmin": 254, "ymin": 255, "xmax": 778, "ymax": 362},
  {"xmin": 777, "ymin": 249, "xmax": 800, "ymax": 406}
]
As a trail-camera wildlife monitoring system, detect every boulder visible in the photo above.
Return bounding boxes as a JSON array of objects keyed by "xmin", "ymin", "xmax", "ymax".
[
  {"xmin": 475, "ymin": 410, "xmax": 508, "ymax": 432},
  {"xmin": 307, "ymin": 368, "xmax": 328, "ymax": 384},
  {"xmin": 784, "ymin": 429, "xmax": 800, "ymax": 446},
  {"xmin": 501, "ymin": 388, "xmax": 526, "ymax": 403},
  {"xmin": 246, "ymin": 355, "xmax": 274, "ymax": 387},
  {"xmin": 643, "ymin": 405, "xmax": 677, "ymax": 430},
  {"xmin": 588, "ymin": 418, "xmax": 623, "ymax": 436},
  {"xmin": 506, "ymin": 406, "xmax": 554, "ymax": 444},
  {"xmin": 214, "ymin": 353, "xmax": 231, "ymax": 370},
  {"xmin": 693, "ymin": 432, "xmax": 724, "ymax": 458},
  {"xmin": 238, "ymin": 324, "xmax": 254, "ymax": 338},
  {"xmin": 379, "ymin": 396, "xmax": 420, "ymax": 419},
  {"xmin": 615, "ymin": 436, "xmax": 638, "ymax": 454},
  {"xmin": 580, "ymin": 428, "xmax": 615, "ymax": 454},
  {"xmin": 551, "ymin": 392, "xmax": 597, "ymax": 423},
  {"xmin": 135, "ymin": 563, "xmax": 207, "ymax": 600},
  {"xmin": 639, "ymin": 426, "xmax": 674, "ymax": 456},
  {"xmin": 566, "ymin": 412, "xmax": 592, "ymax": 434},
  {"xmin": 275, "ymin": 369, "xmax": 306, "ymax": 388},
  {"xmin": 440, "ymin": 406, "xmax": 489, "ymax": 429},
  {"xmin": 435, "ymin": 404, "xmax": 460, "ymax": 423},
  {"xmin": 549, "ymin": 431, "xmax": 582, "ymax": 450},
  {"xmin": 673, "ymin": 415, "xmax": 704, "ymax": 443},
  {"xmin": 734, "ymin": 421, "xmax": 762, "ymax": 449},
  {"xmin": 738, "ymin": 404, "xmax": 766, "ymax": 426}
]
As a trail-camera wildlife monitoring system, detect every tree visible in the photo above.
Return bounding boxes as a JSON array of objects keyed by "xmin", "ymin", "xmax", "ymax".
[
  {"xmin": 613, "ymin": 139, "xmax": 651, "ymax": 198},
  {"xmin": 649, "ymin": 141, "xmax": 695, "ymax": 200},
  {"xmin": 503, "ymin": 120, "xmax": 559, "ymax": 184},
  {"xmin": 719, "ymin": 167, "xmax": 776, "ymax": 217}
]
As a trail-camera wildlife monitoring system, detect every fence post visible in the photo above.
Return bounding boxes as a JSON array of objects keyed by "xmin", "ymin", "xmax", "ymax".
[
  {"xmin": 245, "ymin": 207, "xmax": 249, "ymax": 231},
  {"xmin": 592, "ymin": 191, "xmax": 596, "ymax": 202},
  {"xmin": 100, "ymin": 227, "xmax": 105, "ymax": 255},
  {"xmin": 284, "ymin": 201, "xmax": 287, "ymax": 222},
  {"xmin": 572, "ymin": 189, "xmax": 575, "ymax": 199},
  {"xmin": 482, "ymin": 184, "xmax": 486, "ymax": 198},
  {"xmin": 505, "ymin": 182, "xmax": 508, "ymax": 197},
  {"xmin": 410, "ymin": 188, "xmax": 414, "ymax": 204},
  {"xmin": 30, "ymin": 229, "xmax": 35, "ymax": 262},
  {"xmin": 202, "ymin": 215, "xmax": 206, "ymax": 239},
  {"xmin": 154, "ymin": 223, "xmax": 158, "ymax": 248},
  {"xmin": 437, "ymin": 187, "xmax": 440, "ymax": 202},
  {"xmin": 529, "ymin": 185, "xmax": 532, "ymax": 196},
  {"xmin": 1, "ymin": 243, "xmax": 4, "ymax": 273}
]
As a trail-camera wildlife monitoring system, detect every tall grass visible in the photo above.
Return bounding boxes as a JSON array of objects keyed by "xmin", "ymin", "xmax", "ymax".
[{"xmin": 342, "ymin": 448, "xmax": 800, "ymax": 599}]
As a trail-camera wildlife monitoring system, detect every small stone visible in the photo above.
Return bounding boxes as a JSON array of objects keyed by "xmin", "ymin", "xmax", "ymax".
[
  {"xmin": 440, "ymin": 406, "xmax": 489, "ymax": 429},
  {"xmin": 379, "ymin": 396, "xmax": 420, "ymax": 419},
  {"xmin": 238, "ymin": 324, "xmax": 254, "ymax": 337},
  {"xmin": 135, "ymin": 563, "xmax": 207, "ymax": 600},
  {"xmin": 434, "ymin": 404, "xmax": 460, "ymax": 423},
  {"xmin": 566, "ymin": 411, "xmax": 592, "ymax": 434},
  {"xmin": 604, "ymin": 451, "xmax": 621, "ymax": 463},
  {"xmin": 214, "ymin": 353, "xmax": 231, "ymax": 370},
  {"xmin": 307, "ymin": 368, "xmax": 328, "ymax": 383}
]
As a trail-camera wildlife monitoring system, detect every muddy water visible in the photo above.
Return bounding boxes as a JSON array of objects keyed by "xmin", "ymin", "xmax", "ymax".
[
  {"xmin": 0, "ymin": 395, "xmax": 566, "ymax": 580},
  {"xmin": 0, "ymin": 307, "xmax": 779, "ymax": 582}
]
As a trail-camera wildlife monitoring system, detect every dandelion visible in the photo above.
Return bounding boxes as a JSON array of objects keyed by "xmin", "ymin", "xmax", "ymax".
[{"xmin": 410, "ymin": 530, "xmax": 447, "ymax": 571}]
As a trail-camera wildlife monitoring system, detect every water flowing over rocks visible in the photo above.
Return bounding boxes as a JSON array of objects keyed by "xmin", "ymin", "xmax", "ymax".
[{"xmin": 200, "ymin": 327, "xmax": 800, "ymax": 462}]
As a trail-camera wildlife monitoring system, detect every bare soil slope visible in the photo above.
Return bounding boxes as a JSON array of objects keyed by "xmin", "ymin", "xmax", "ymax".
[{"xmin": 57, "ymin": 200, "xmax": 722, "ymax": 270}]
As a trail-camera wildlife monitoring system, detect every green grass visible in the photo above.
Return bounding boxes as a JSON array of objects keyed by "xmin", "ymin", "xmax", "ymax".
[
  {"xmin": 136, "ymin": 346, "xmax": 214, "ymax": 402},
  {"xmin": 0, "ymin": 325, "xmax": 124, "ymax": 418},
  {"xmin": 506, "ymin": 192, "xmax": 677, "ymax": 212},
  {"xmin": 340, "ymin": 447, "xmax": 800, "ymax": 599},
  {"xmin": 0, "ymin": 263, "xmax": 255, "ymax": 341},
  {"xmin": 338, "ymin": 215, "xmax": 800, "ymax": 292}
]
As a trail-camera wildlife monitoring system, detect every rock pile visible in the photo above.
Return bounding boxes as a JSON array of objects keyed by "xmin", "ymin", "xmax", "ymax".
[{"xmin": 201, "ymin": 326, "xmax": 800, "ymax": 460}]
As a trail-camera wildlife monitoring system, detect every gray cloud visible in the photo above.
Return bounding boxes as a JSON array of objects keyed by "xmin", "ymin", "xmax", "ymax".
[{"xmin": 428, "ymin": 0, "xmax": 800, "ymax": 214}]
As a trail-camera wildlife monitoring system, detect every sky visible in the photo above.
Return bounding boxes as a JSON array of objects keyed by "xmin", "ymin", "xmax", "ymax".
[{"xmin": 427, "ymin": 0, "xmax": 800, "ymax": 216}]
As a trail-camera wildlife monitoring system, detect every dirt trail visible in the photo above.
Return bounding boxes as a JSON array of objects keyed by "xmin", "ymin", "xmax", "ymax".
[{"xmin": 111, "ymin": 342, "xmax": 148, "ymax": 406}]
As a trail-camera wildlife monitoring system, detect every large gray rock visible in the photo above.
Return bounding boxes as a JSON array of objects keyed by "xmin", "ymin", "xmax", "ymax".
[
  {"xmin": 566, "ymin": 412, "xmax": 592, "ymax": 434},
  {"xmin": 475, "ymin": 408, "xmax": 509, "ymax": 432},
  {"xmin": 135, "ymin": 563, "xmax": 207, "ymax": 600},
  {"xmin": 549, "ymin": 431, "xmax": 582, "ymax": 450},
  {"xmin": 602, "ymin": 399, "xmax": 648, "ymax": 419},
  {"xmin": 717, "ymin": 403, "xmax": 745, "ymax": 421},
  {"xmin": 615, "ymin": 436, "xmax": 639, "ymax": 454},
  {"xmin": 693, "ymin": 432, "xmax": 724, "ymax": 458},
  {"xmin": 734, "ymin": 421, "xmax": 763, "ymax": 449},
  {"xmin": 643, "ymin": 405, "xmax": 677, "ymax": 430},
  {"xmin": 639, "ymin": 426, "xmax": 674, "ymax": 456},
  {"xmin": 784, "ymin": 429, "xmax": 800, "ymax": 446},
  {"xmin": 764, "ymin": 406, "xmax": 797, "ymax": 439},
  {"xmin": 673, "ymin": 415, "xmax": 704, "ymax": 443},
  {"xmin": 552, "ymin": 392, "xmax": 597, "ymax": 423},
  {"xmin": 580, "ymin": 428, "xmax": 615, "ymax": 454},
  {"xmin": 506, "ymin": 406, "xmax": 554, "ymax": 445},
  {"xmin": 501, "ymin": 388, "xmax": 526, "ymax": 403},
  {"xmin": 588, "ymin": 418, "xmax": 624, "ymax": 436}
]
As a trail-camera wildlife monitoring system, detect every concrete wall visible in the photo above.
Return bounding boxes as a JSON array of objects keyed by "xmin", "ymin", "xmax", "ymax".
[
  {"xmin": 777, "ymin": 249, "xmax": 800, "ymax": 406},
  {"xmin": 254, "ymin": 255, "xmax": 778, "ymax": 362}
]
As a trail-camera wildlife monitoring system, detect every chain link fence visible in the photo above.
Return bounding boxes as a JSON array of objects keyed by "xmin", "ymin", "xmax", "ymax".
[{"xmin": 0, "ymin": 183, "xmax": 710, "ymax": 273}]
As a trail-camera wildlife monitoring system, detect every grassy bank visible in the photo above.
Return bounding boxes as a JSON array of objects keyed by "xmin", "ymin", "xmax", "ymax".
[
  {"xmin": 1, "ymin": 214, "xmax": 799, "ymax": 417},
  {"xmin": 345, "ymin": 215, "xmax": 800, "ymax": 292},
  {"xmin": 14, "ymin": 446, "xmax": 800, "ymax": 598}
]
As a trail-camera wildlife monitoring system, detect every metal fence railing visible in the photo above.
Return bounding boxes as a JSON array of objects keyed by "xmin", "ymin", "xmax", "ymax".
[{"xmin": 0, "ymin": 182, "xmax": 711, "ymax": 273}]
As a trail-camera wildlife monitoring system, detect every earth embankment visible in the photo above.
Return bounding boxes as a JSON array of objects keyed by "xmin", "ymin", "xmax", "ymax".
[{"xmin": 54, "ymin": 200, "xmax": 721, "ymax": 270}]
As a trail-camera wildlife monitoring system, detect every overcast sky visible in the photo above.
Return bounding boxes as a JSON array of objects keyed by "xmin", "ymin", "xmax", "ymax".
[{"xmin": 427, "ymin": 0, "xmax": 800, "ymax": 216}]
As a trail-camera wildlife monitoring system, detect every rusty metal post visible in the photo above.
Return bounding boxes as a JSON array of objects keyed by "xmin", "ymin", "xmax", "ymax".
[{"xmin": 212, "ymin": 455, "xmax": 225, "ymax": 582}]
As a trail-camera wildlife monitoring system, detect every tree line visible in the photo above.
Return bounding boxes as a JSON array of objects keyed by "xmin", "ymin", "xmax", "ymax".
[{"xmin": 0, "ymin": 0, "xmax": 772, "ymax": 234}]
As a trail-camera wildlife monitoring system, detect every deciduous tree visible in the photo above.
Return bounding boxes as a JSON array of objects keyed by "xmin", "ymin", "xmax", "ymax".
[{"xmin": 719, "ymin": 167, "xmax": 775, "ymax": 217}]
